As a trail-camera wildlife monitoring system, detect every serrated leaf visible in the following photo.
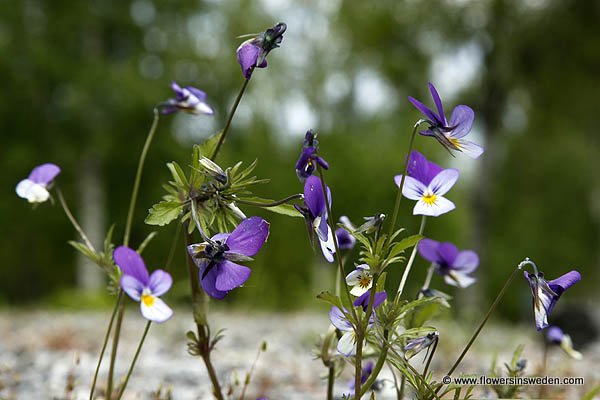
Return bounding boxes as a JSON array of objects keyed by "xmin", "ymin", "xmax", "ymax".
[
  {"xmin": 145, "ymin": 201, "xmax": 183, "ymax": 226},
  {"xmin": 316, "ymin": 291, "xmax": 344, "ymax": 310},
  {"xmin": 199, "ymin": 130, "xmax": 224, "ymax": 159}
]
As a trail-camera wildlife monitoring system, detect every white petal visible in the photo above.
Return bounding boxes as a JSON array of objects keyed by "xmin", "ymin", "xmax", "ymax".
[
  {"xmin": 560, "ymin": 335, "xmax": 583, "ymax": 360},
  {"xmin": 456, "ymin": 139, "xmax": 484, "ymax": 159},
  {"xmin": 444, "ymin": 271, "xmax": 476, "ymax": 288},
  {"xmin": 16, "ymin": 179, "xmax": 49, "ymax": 203},
  {"xmin": 395, "ymin": 175, "xmax": 426, "ymax": 200},
  {"xmin": 140, "ymin": 297, "xmax": 173, "ymax": 323},
  {"xmin": 345, "ymin": 269, "xmax": 362, "ymax": 286},
  {"xmin": 350, "ymin": 285, "xmax": 370, "ymax": 297},
  {"xmin": 413, "ymin": 196, "xmax": 455, "ymax": 217},
  {"xmin": 194, "ymin": 102, "xmax": 214, "ymax": 115},
  {"xmin": 319, "ymin": 227, "xmax": 335, "ymax": 263},
  {"xmin": 337, "ymin": 331, "xmax": 356, "ymax": 356},
  {"xmin": 428, "ymin": 169, "xmax": 459, "ymax": 196}
]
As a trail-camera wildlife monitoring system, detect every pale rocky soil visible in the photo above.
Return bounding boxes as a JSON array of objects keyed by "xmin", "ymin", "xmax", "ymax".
[{"xmin": 0, "ymin": 309, "xmax": 598, "ymax": 399}]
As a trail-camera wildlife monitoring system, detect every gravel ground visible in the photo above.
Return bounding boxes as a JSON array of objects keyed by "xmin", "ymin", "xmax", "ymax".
[{"xmin": 0, "ymin": 309, "xmax": 598, "ymax": 399}]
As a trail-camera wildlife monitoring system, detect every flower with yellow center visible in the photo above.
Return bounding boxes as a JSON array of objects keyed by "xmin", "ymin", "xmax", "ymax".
[{"xmin": 346, "ymin": 264, "xmax": 373, "ymax": 296}]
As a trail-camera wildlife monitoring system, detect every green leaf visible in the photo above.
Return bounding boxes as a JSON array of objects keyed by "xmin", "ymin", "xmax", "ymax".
[
  {"xmin": 264, "ymin": 203, "xmax": 303, "ymax": 218},
  {"xmin": 198, "ymin": 130, "xmax": 224, "ymax": 159},
  {"xmin": 389, "ymin": 234, "xmax": 423, "ymax": 258},
  {"xmin": 316, "ymin": 291, "xmax": 344, "ymax": 310},
  {"xmin": 167, "ymin": 161, "xmax": 189, "ymax": 187},
  {"xmin": 145, "ymin": 201, "xmax": 183, "ymax": 226},
  {"xmin": 69, "ymin": 241, "xmax": 99, "ymax": 263},
  {"xmin": 137, "ymin": 231, "xmax": 158, "ymax": 254},
  {"xmin": 582, "ymin": 385, "xmax": 600, "ymax": 400}
]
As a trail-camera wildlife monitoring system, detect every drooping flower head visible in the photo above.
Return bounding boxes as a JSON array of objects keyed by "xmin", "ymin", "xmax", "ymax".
[
  {"xmin": 237, "ymin": 22, "xmax": 287, "ymax": 80},
  {"xmin": 161, "ymin": 81, "xmax": 214, "ymax": 115},
  {"xmin": 545, "ymin": 325, "xmax": 582, "ymax": 360},
  {"xmin": 16, "ymin": 163, "xmax": 61, "ymax": 204},
  {"xmin": 295, "ymin": 175, "xmax": 335, "ymax": 262},
  {"xmin": 417, "ymin": 238, "xmax": 479, "ymax": 288},
  {"xmin": 335, "ymin": 216, "xmax": 356, "ymax": 251},
  {"xmin": 404, "ymin": 331, "xmax": 439, "ymax": 359},
  {"xmin": 346, "ymin": 264, "xmax": 373, "ymax": 296},
  {"xmin": 187, "ymin": 216, "xmax": 269, "ymax": 299},
  {"xmin": 394, "ymin": 151, "xmax": 459, "ymax": 217},
  {"xmin": 354, "ymin": 290, "xmax": 387, "ymax": 313},
  {"xmin": 114, "ymin": 246, "xmax": 173, "ymax": 323},
  {"xmin": 408, "ymin": 83, "xmax": 483, "ymax": 159},
  {"xmin": 295, "ymin": 130, "xmax": 329, "ymax": 181},
  {"xmin": 523, "ymin": 269, "xmax": 581, "ymax": 331}
]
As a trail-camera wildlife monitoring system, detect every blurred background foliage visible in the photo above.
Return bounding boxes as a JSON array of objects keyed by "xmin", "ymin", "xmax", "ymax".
[{"xmin": 1, "ymin": 0, "xmax": 598, "ymax": 325}]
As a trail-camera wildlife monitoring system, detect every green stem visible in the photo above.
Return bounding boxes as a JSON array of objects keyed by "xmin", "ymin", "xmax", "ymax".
[
  {"xmin": 422, "ymin": 263, "xmax": 435, "ymax": 291},
  {"xmin": 210, "ymin": 79, "xmax": 250, "ymax": 161},
  {"xmin": 239, "ymin": 342, "xmax": 265, "ymax": 400},
  {"xmin": 123, "ymin": 109, "xmax": 160, "ymax": 247},
  {"xmin": 327, "ymin": 364, "xmax": 335, "ymax": 400},
  {"xmin": 355, "ymin": 272, "xmax": 380, "ymax": 397},
  {"xmin": 234, "ymin": 193, "xmax": 303, "ymax": 208},
  {"xmin": 56, "ymin": 186, "xmax": 95, "ymax": 251},
  {"xmin": 106, "ymin": 292, "xmax": 125, "ymax": 399},
  {"xmin": 115, "ymin": 321, "xmax": 152, "ymax": 400},
  {"xmin": 396, "ymin": 215, "xmax": 427, "ymax": 299},
  {"xmin": 444, "ymin": 265, "xmax": 522, "ymax": 379},
  {"xmin": 89, "ymin": 290, "xmax": 123, "ymax": 400},
  {"xmin": 387, "ymin": 120, "xmax": 426, "ymax": 237}
]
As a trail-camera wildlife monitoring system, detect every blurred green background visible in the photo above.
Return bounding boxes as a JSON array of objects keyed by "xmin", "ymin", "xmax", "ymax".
[{"xmin": 1, "ymin": 0, "xmax": 598, "ymax": 324}]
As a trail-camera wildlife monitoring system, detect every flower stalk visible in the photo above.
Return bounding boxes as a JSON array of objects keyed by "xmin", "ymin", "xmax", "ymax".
[
  {"xmin": 210, "ymin": 79, "xmax": 250, "ymax": 161},
  {"xmin": 396, "ymin": 215, "xmax": 427, "ymax": 299},
  {"xmin": 115, "ymin": 321, "xmax": 152, "ymax": 400},
  {"xmin": 56, "ymin": 186, "xmax": 95, "ymax": 251}
]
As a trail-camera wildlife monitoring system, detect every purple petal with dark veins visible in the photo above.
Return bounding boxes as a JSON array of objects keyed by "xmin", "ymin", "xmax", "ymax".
[
  {"xmin": 329, "ymin": 306, "xmax": 353, "ymax": 331},
  {"xmin": 335, "ymin": 227, "xmax": 355, "ymax": 250},
  {"xmin": 199, "ymin": 262, "xmax": 228, "ymax": 299},
  {"xmin": 448, "ymin": 105, "xmax": 475, "ymax": 139},
  {"xmin": 406, "ymin": 151, "xmax": 443, "ymax": 186},
  {"xmin": 417, "ymin": 238, "xmax": 443, "ymax": 264},
  {"xmin": 148, "ymin": 269, "xmax": 173, "ymax": 297},
  {"xmin": 354, "ymin": 290, "xmax": 387, "ymax": 312},
  {"xmin": 214, "ymin": 260, "xmax": 251, "ymax": 291},
  {"xmin": 548, "ymin": 270, "xmax": 581, "ymax": 296},
  {"xmin": 428, "ymin": 83, "xmax": 446, "ymax": 125},
  {"xmin": 437, "ymin": 242, "xmax": 459, "ymax": 266},
  {"xmin": 28, "ymin": 163, "xmax": 61, "ymax": 185},
  {"xmin": 225, "ymin": 216, "xmax": 270, "ymax": 257},
  {"xmin": 408, "ymin": 96, "xmax": 439, "ymax": 125},
  {"xmin": 114, "ymin": 246, "xmax": 149, "ymax": 285}
]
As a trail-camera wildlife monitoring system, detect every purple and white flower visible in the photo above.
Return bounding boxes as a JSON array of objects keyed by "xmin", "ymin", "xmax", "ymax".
[
  {"xmin": 329, "ymin": 306, "xmax": 364, "ymax": 356},
  {"xmin": 161, "ymin": 81, "xmax": 214, "ymax": 115},
  {"xmin": 295, "ymin": 130, "xmax": 329, "ymax": 181},
  {"xmin": 417, "ymin": 238, "xmax": 479, "ymax": 288},
  {"xmin": 524, "ymin": 270, "xmax": 581, "ymax": 331},
  {"xmin": 16, "ymin": 163, "xmax": 61, "ymax": 203},
  {"xmin": 404, "ymin": 331, "xmax": 439, "ymax": 359},
  {"xmin": 409, "ymin": 83, "xmax": 483, "ymax": 158},
  {"xmin": 335, "ymin": 216, "xmax": 356, "ymax": 251},
  {"xmin": 545, "ymin": 326, "xmax": 582, "ymax": 360},
  {"xmin": 394, "ymin": 151, "xmax": 459, "ymax": 217},
  {"xmin": 354, "ymin": 290, "xmax": 387, "ymax": 313},
  {"xmin": 237, "ymin": 22, "xmax": 286, "ymax": 80},
  {"xmin": 114, "ymin": 246, "xmax": 173, "ymax": 323},
  {"xmin": 346, "ymin": 264, "xmax": 373, "ymax": 296},
  {"xmin": 187, "ymin": 216, "xmax": 269, "ymax": 299}
]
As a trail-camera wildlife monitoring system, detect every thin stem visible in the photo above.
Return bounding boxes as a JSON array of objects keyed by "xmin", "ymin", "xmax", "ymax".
[
  {"xmin": 233, "ymin": 193, "xmax": 303, "ymax": 208},
  {"xmin": 422, "ymin": 263, "xmax": 435, "ymax": 291},
  {"xmin": 444, "ymin": 265, "xmax": 522, "ymax": 379},
  {"xmin": 355, "ymin": 272, "xmax": 380, "ymax": 397},
  {"xmin": 327, "ymin": 364, "xmax": 335, "ymax": 400},
  {"xmin": 422, "ymin": 335, "xmax": 439, "ymax": 378},
  {"xmin": 210, "ymin": 79, "xmax": 250, "ymax": 161},
  {"xmin": 56, "ymin": 187, "xmax": 95, "ymax": 251},
  {"xmin": 387, "ymin": 120, "xmax": 426, "ymax": 237},
  {"xmin": 105, "ymin": 293, "xmax": 125, "ymax": 399},
  {"xmin": 386, "ymin": 361, "xmax": 401, "ymax": 400},
  {"xmin": 89, "ymin": 290, "xmax": 123, "ymax": 400},
  {"xmin": 124, "ymin": 109, "xmax": 160, "ymax": 247},
  {"xmin": 239, "ymin": 342, "xmax": 265, "ymax": 400},
  {"xmin": 115, "ymin": 321, "xmax": 152, "ymax": 400},
  {"xmin": 396, "ymin": 215, "xmax": 427, "ymax": 299}
]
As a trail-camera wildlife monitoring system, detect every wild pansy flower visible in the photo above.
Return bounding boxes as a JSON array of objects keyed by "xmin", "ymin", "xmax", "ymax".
[
  {"xmin": 335, "ymin": 216, "xmax": 356, "ymax": 250},
  {"xmin": 353, "ymin": 290, "xmax": 387, "ymax": 313},
  {"xmin": 237, "ymin": 22, "xmax": 287, "ymax": 80},
  {"xmin": 417, "ymin": 238, "xmax": 479, "ymax": 288},
  {"xmin": 404, "ymin": 331, "xmax": 439, "ymax": 359},
  {"xmin": 346, "ymin": 264, "xmax": 373, "ymax": 296},
  {"xmin": 16, "ymin": 163, "xmax": 61, "ymax": 204},
  {"xmin": 161, "ymin": 81, "xmax": 214, "ymax": 115},
  {"xmin": 295, "ymin": 130, "xmax": 329, "ymax": 181},
  {"xmin": 329, "ymin": 306, "xmax": 372, "ymax": 356},
  {"xmin": 394, "ymin": 151, "xmax": 459, "ymax": 217},
  {"xmin": 114, "ymin": 246, "xmax": 173, "ymax": 323},
  {"xmin": 187, "ymin": 216, "xmax": 269, "ymax": 299},
  {"xmin": 408, "ymin": 83, "xmax": 483, "ymax": 159},
  {"xmin": 545, "ymin": 326, "xmax": 582, "ymax": 360},
  {"xmin": 523, "ymin": 269, "xmax": 581, "ymax": 331},
  {"xmin": 295, "ymin": 175, "xmax": 335, "ymax": 262}
]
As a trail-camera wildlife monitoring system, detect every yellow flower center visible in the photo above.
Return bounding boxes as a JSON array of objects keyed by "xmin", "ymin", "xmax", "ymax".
[
  {"xmin": 449, "ymin": 138, "xmax": 461, "ymax": 149},
  {"xmin": 422, "ymin": 193, "xmax": 437, "ymax": 205},
  {"xmin": 141, "ymin": 294, "xmax": 155, "ymax": 307},
  {"xmin": 359, "ymin": 275, "xmax": 372, "ymax": 288}
]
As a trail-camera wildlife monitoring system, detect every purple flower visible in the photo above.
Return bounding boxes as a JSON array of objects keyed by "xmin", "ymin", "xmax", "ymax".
[
  {"xmin": 187, "ymin": 216, "xmax": 269, "ymax": 299},
  {"xmin": 417, "ymin": 238, "xmax": 479, "ymax": 288},
  {"xmin": 328, "ymin": 306, "xmax": 366, "ymax": 356},
  {"xmin": 353, "ymin": 290, "xmax": 387, "ymax": 312},
  {"xmin": 346, "ymin": 264, "xmax": 372, "ymax": 296},
  {"xmin": 545, "ymin": 326, "xmax": 582, "ymax": 359},
  {"xmin": 409, "ymin": 83, "xmax": 483, "ymax": 159},
  {"xmin": 114, "ymin": 246, "xmax": 173, "ymax": 323},
  {"xmin": 161, "ymin": 81, "xmax": 214, "ymax": 115},
  {"xmin": 335, "ymin": 216, "xmax": 356, "ymax": 250},
  {"xmin": 16, "ymin": 163, "xmax": 61, "ymax": 203},
  {"xmin": 295, "ymin": 175, "xmax": 335, "ymax": 262},
  {"xmin": 295, "ymin": 130, "xmax": 329, "ymax": 181},
  {"xmin": 394, "ymin": 151, "xmax": 459, "ymax": 217},
  {"xmin": 524, "ymin": 270, "xmax": 581, "ymax": 331},
  {"xmin": 237, "ymin": 22, "xmax": 287, "ymax": 80},
  {"xmin": 404, "ymin": 331, "xmax": 439, "ymax": 359}
]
